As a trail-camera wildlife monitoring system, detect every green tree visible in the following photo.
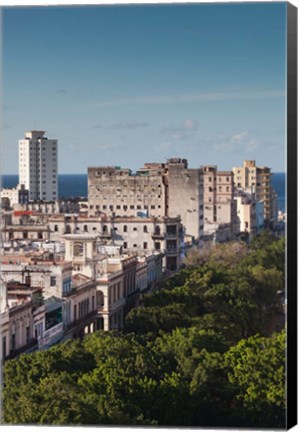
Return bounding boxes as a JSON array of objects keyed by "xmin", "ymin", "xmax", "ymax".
[{"xmin": 224, "ymin": 329, "xmax": 286, "ymax": 428}]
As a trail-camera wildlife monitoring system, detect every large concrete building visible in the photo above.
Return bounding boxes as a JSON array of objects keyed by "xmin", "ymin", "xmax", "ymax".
[
  {"xmin": 202, "ymin": 165, "xmax": 239, "ymax": 240},
  {"xmin": 19, "ymin": 131, "xmax": 58, "ymax": 202},
  {"xmin": 88, "ymin": 158, "xmax": 204, "ymax": 242},
  {"xmin": 232, "ymin": 160, "xmax": 277, "ymax": 227}
]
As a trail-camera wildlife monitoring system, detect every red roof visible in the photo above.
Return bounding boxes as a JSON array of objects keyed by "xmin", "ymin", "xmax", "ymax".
[{"xmin": 13, "ymin": 210, "xmax": 34, "ymax": 216}]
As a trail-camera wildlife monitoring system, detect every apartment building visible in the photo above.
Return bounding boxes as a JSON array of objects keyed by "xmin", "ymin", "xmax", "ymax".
[
  {"xmin": 48, "ymin": 214, "xmax": 181, "ymax": 272},
  {"xmin": 19, "ymin": 130, "xmax": 58, "ymax": 202},
  {"xmin": 88, "ymin": 158, "xmax": 204, "ymax": 241},
  {"xmin": 234, "ymin": 189, "xmax": 257, "ymax": 238},
  {"xmin": 232, "ymin": 160, "xmax": 277, "ymax": 227},
  {"xmin": 88, "ymin": 165, "xmax": 166, "ymax": 218},
  {"xmin": 0, "ymin": 184, "xmax": 29, "ymax": 209},
  {"xmin": 63, "ymin": 234, "xmax": 163, "ymax": 331},
  {"xmin": 202, "ymin": 165, "xmax": 239, "ymax": 240}
]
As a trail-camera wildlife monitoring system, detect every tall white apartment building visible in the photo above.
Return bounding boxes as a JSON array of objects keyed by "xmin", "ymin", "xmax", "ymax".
[{"xmin": 19, "ymin": 131, "xmax": 58, "ymax": 202}]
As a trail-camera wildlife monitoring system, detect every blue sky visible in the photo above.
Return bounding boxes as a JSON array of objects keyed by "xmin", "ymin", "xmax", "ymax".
[{"xmin": 2, "ymin": 2, "xmax": 287, "ymax": 174}]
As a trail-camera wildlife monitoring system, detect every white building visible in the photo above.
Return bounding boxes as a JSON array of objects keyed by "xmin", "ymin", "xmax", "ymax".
[
  {"xmin": 0, "ymin": 184, "xmax": 29, "ymax": 208},
  {"xmin": 19, "ymin": 131, "xmax": 58, "ymax": 202}
]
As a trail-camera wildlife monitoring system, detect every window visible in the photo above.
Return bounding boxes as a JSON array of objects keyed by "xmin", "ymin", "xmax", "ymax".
[
  {"xmin": 130, "ymin": 205, "xmax": 134, "ymax": 209},
  {"xmin": 155, "ymin": 225, "xmax": 161, "ymax": 235},
  {"xmin": 11, "ymin": 334, "xmax": 16, "ymax": 352},
  {"xmin": 74, "ymin": 242, "xmax": 83, "ymax": 256},
  {"xmin": 123, "ymin": 242, "xmax": 128, "ymax": 248},
  {"xmin": 2, "ymin": 336, "xmax": 6, "ymax": 359},
  {"xmin": 26, "ymin": 326, "xmax": 30, "ymax": 344},
  {"xmin": 50, "ymin": 276, "xmax": 56, "ymax": 286},
  {"xmin": 133, "ymin": 227, "xmax": 137, "ymax": 231},
  {"xmin": 123, "ymin": 225, "xmax": 127, "ymax": 232},
  {"xmin": 143, "ymin": 225, "xmax": 148, "ymax": 232},
  {"xmin": 143, "ymin": 242, "xmax": 147, "ymax": 249},
  {"xmin": 155, "ymin": 242, "xmax": 161, "ymax": 250}
]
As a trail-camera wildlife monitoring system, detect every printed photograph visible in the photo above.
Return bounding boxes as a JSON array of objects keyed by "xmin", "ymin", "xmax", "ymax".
[{"xmin": 0, "ymin": 0, "xmax": 293, "ymax": 428}]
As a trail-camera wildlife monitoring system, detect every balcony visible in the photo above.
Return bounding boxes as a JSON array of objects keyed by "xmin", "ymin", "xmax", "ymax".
[
  {"xmin": 165, "ymin": 232, "xmax": 177, "ymax": 239},
  {"xmin": 165, "ymin": 247, "xmax": 178, "ymax": 256},
  {"xmin": 66, "ymin": 310, "xmax": 97, "ymax": 331},
  {"xmin": 99, "ymin": 232, "xmax": 112, "ymax": 239},
  {"xmin": 152, "ymin": 232, "xmax": 164, "ymax": 240},
  {"xmin": 6, "ymin": 338, "xmax": 38, "ymax": 360}
]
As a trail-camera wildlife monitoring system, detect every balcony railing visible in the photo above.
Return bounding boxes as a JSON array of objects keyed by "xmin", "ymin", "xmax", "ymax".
[
  {"xmin": 65, "ymin": 310, "xmax": 97, "ymax": 331},
  {"xmin": 165, "ymin": 232, "xmax": 177, "ymax": 238},
  {"xmin": 165, "ymin": 248, "xmax": 178, "ymax": 255},
  {"xmin": 151, "ymin": 233, "xmax": 164, "ymax": 239},
  {"xmin": 6, "ymin": 338, "xmax": 38, "ymax": 360}
]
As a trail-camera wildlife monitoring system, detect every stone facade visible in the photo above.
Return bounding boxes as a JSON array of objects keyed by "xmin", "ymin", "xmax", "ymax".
[
  {"xmin": 233, "ymin": 160, "xmax": 277, "ymax": 227},
  {"xmin": 88, "ymin": 158, "xmax": 204, "ymax": 241},
  {"xmin": 202, "ymin": 165, "xmax": 238, "ymax": 240}
]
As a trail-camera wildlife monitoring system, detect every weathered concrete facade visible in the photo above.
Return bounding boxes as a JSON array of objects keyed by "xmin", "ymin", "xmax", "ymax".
[
  {"xmin": 88, "ymin": 165, "xmax": 167, "ymax": 219},
  {"xmin": 166, "ymin": 158, "xmax": 204, "ymax": 241},
  {"xmin": 202, "ymin": 165, "xmax": 239, "ymax": 240},
  {"xmin": 88, "ymin": 158, "xmax": 204, "ymax": 241},
  {"xmin": 233, "ymin": 160, "xmax": 277, "ymax": 227}
]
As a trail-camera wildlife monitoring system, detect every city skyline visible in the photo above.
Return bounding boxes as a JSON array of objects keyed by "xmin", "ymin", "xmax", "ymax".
[{"xmin": 2, "ymin": 2, "xmax": 287, "ymax": 174}]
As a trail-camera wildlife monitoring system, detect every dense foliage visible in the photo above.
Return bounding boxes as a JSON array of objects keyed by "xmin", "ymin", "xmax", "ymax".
[{"xmin": 2, "ymin": 232, "xmax": 286, "ymax": 427}]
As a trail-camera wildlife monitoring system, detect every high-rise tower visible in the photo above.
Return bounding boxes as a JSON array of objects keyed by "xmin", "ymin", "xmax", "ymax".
[{"xmin": 19, "ymin": 131, "xmax": 58, "ymax": 201}]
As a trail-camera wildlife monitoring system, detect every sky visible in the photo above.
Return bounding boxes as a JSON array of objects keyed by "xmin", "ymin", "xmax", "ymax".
[{"xmin": 1, "ymin": 1, "xmax": 287, "ymax": 174}]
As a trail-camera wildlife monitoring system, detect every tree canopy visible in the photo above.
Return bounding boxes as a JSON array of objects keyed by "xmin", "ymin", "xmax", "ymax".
[{"xmin": 2, "ymin": 232, "xmax": 286, "ymax": 428}]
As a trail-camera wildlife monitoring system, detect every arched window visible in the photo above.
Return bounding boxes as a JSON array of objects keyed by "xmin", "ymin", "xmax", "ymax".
[
  {"xmin": 143, "ymin": 225, "xmax": 148, "ymax": 233},
  {"xmin": 155, "ymin": 225, "xmax": 161, "ymax": 235},
  {"xmin": 123, "ymin": 225, "xmax": 127, "ymax": 232},
  {"xmin": 103, "ymin": 225, "xmax": 108, "ymax": 233},
  {"xmin": 65, "ymin": 225, "xmax": 71, "ymax": 234},
  {"xmin": 73, "ymin": 242, "xmax": 83, "ymax": 257},
  {"xmin": 38, "ymin": 231, "xmax": 43, "ymax": 239},
  {"xmin": 54, "ymin": 225, "xmax": 58, "ymax": 232},
  {"xmin": 84, "ymin": 225, "xmax": 88, "ymax": 232},
  {"xmin": 96, "ymin": 291, "xmax": 104, "ymax": 307}
]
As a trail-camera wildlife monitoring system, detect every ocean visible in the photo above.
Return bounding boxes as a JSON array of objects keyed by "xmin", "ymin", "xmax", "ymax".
[{"xmin": 1, "ymin": 172, "xmax": 286, "ymax": 212}]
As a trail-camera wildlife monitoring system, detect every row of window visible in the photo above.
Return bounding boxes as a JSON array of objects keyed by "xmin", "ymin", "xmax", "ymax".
[
  {"xmin": 74, "ymin": 298, "xmax": 91, "ymax": 321},
  {"xmin": 122, "ymin": 241, "xmax": 161, "ymax": 250},
  {"xmin": 208, "ymin": 176, "xmax": 231, "ymax": 182}
]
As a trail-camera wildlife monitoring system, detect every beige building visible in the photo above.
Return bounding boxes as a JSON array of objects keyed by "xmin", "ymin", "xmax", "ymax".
[
  {"xmin": 233, "ymin": 160, "xmax": 277, "ymax": 227},
  {"xmin": 88, "ymin": 158, "xmax": 204, "ymax": 241},
  {"xmin": 88, "ymin": 165, "xmax": 166, "ymax": 219},
  {"xmin": 202, "ymin": 165, "xmax": 238, "ymax": 240},
  {"xmin": 49, "ymin": 214, "xmax": 181, "ymax": 272},
  {"xmin": 235, "ymin": 190, "xmax": 257, "ymax": 238}
]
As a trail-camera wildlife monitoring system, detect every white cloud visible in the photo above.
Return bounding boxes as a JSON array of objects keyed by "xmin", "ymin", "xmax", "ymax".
[
  {"xmin": 91, "ymin": 90, "xmax": 285, "ymax": 108},
  {"xmin": 110, "ymin": 121, "xmax": 150, "ymax": 129},
  {"xmin": 214, "ymin": 131, "xmax": 260, "ymax": 153},
  {"xmin": 183, "ymin": 119, "xmax": 198, "ymax": 130}
]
